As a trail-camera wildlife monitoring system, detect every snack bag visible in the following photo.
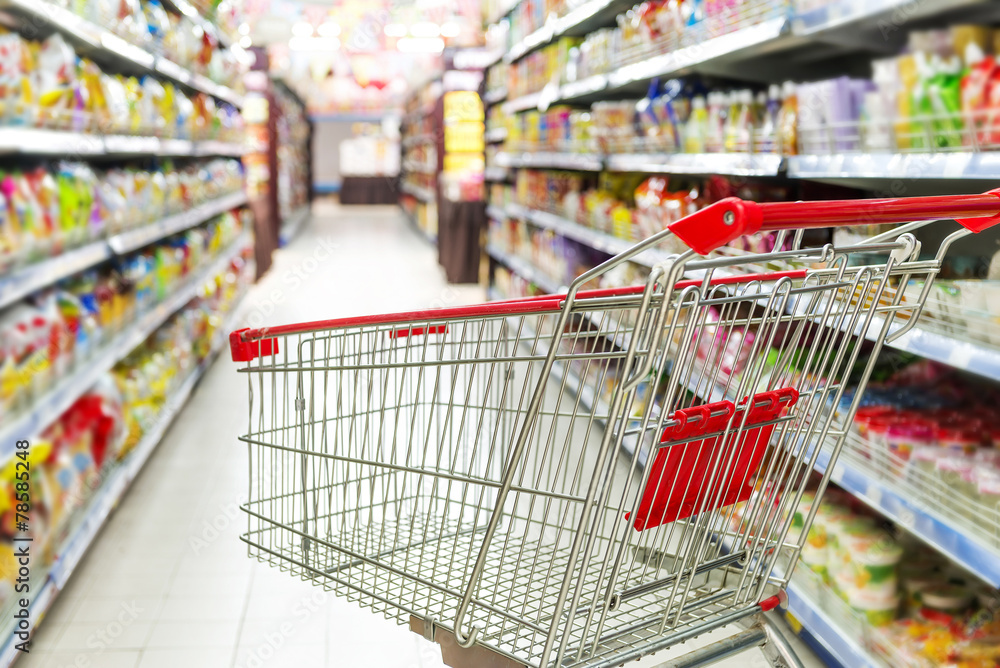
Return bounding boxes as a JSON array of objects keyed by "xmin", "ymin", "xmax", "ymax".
[
  {"xmin": 5, "ymin": 173, "xmax": 46, "ymax": 260},
  {"xmin": 0, "ymin": 32, "xmax": 32, "ymax": 125},
  {"xmin": 143, "ymin": 0, "xmax": 170, "ymax": 50},
  {"xmin": 33, "ymin": 34, "xmax": 77, "ymax": 126},
  {"xmin": 99, "ymin": 74, "xmax": 130, "ymax": 132},
  {"xmin": 139, "ymin": 76, "xmax": 164, "ymax": 133},
  {"xmin": 26, "ymin": 168, "xmax": 62, "ymax": 254},
  {"xmin": 0, "ymin": 180, "xmax": 17, "ymax": 271}
]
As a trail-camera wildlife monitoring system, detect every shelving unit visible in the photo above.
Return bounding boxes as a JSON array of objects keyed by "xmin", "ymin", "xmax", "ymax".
[
  {"xmin": 280, "ymin": 205, "xmax": 311, "ymax": 247},
  {"xmin": 0, "ymin": 192, "xmax": 247, "ymax": 311},
  {"xmin": 485, "ymin": 127, "xmax": 508, "ymax": 143},
  {"xmin": 495, "ymin": 203, "xmax": 671, "ymax": 267},
  {"xmin": 494, "ymin": 151, "xmax": 603, "ymax": 171},
  {"xmin": 0, "ymin": 285, "xmax": 251, "ymax": 666},
  {"xmin": 0, "ymin": 232, "xmax": 250, "ymax": 465},
  {"xmin": 482, "ymin": 0, "xmax": 1000, "ymax": 665},
  {"xmin": 0, "ymin": 128, "xmax": 245, "ymax": 158},
  {"xmin": 399, "ymin": 83, "xmax": 440, "ymax": 241},
  {"xmin": 0, "ymin": 0, "xmax": 244, "ymax": 106},
  {"xmin": 400, "ymin": 182, "xmax": 436, "ymax": 203}
]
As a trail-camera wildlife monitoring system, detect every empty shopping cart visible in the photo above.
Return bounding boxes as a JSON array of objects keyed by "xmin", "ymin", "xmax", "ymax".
[{"xmin": 230, "ymin": 191, "xmax": 1000, "ymax": 668}]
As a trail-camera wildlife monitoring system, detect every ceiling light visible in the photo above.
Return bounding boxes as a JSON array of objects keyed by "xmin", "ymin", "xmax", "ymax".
[
  {"xmin": 291, "ymin": 21, "xmax": 314, "ymax": 37},
  {"xmin": 440, "ymin": 22, "xmax": 460, "ymax": 37},
  {"xmin": 238, "ymin": 22, "xmax": 250, "ymax": 35},
  {"xmin": 289, "ymin": 36, "xmax": 340, "ymax": 51},
  {"xmin": 383, "ymin": 23, "xmax": 407, "ymax": 37},
  {"xmin": 317, "ymin": 22, "xmax": 340, "ymax": 37},
  {"xmin": 410, "ymin": 22, "xmax": 440, "ymax": 38},
  {"xmin": 239, "ymin": 35, "xmax": 252, "ymax": 48},
  {"xmin": 396, "ymin": 37, "xmax": 444, "ymax": 53}
]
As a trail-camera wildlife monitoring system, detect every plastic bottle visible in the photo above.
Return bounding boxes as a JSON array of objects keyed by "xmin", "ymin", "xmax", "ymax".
[
  {"xmin": 777, "ymin": 81, "xmax": 798, "ymax": 155},
  {"xmin": 684, "ymin": 95, "xmax": 708, "ymax": 153},
  {"xmin": 723, "ymin": 90, "xmax": 743, "ymax": 152},
  {"xmin": 961, "ymin": 41, "xmax": 995, "ymax": 147},
  {"xmin": 706, "ymin": 92, "xmax": 725, "ymax": 153},
  {"xmin": 758, "ymin": 84, "xmax": 780, "ymax": 154},
  {"xmin": 736, "ymin": 89, "xmax": 754, "ymax": 152}
]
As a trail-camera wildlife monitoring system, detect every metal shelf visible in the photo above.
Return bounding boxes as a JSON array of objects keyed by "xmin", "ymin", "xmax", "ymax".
[
  {"xmin": 484, "ymin": 88, "xmax": 508, "ymax": 105},
  {"xmin": 494, "ymin": 151, "xmax": 603, "ymax": 171},
  {"xmin": 108, "ymin": 191, "xmax": 248, "ymax": 255},
  {"xmin": 505, "ymin": 24, "xmax": 556, "ymax": 63},
  {"xmin": 485, "ymin": 244, "xmax": 562, "ymax": 293},
  {"xmin": 0, "ymin": 242, "xmax": 111, "ymax": 311},
  {"xmin": 792, "ymin": 0, "xmax": 995, "ymax": 36},
  {"xmin": 485, "ymin": 127, "xmax": 508, "ymax": 143},
  {"xmin": 0, "ymin": 127, "xmax": 244, "ymax": 157},
  {"xmin": 0, "ymin": 191, "xmax": 246, "ymax": 311},
  {"xmin": 559, "ymin": 74, "xmax": 609, "ymax": 102},
  {"xmin": 484, "ymin": 166, "xmax": 510, "ymax": 182},
  {"xmin": 403, "ymin": 161, "xmax": 437, "ymax": 175},
  {"xmin": 400, "ymin": 182, "xmax": 436, "ymax": 203},
  {"xmin": 280, "ymin": 205, "xmax": 310, "ymax": 247},
  {"xmin": 0, "ymin": 0, "xmax": 243, "ymax": 106},
  {"xmin": 504, "ymin": 203, "xmax": 671, "ymax": 268},
  {"xmin": 401, "ymin": 205, "xmax": 436, "ymax": 245},
  {"xmin": 0, "ymin": 291, "xmax": 249, "ymax": 666},
  {"xmin": 503, "ymin": 0, "xmax": 625, "ymax": 64},
  {"xmin": 787, "ymin": 152, "xmax": 1000, "ymax": 181},
  {"xmin": 493, "ymin": 150, "xmax": 782, "ymax": 175},
  {"xmin": 402, "ymin": 134, "xmax": 435, "ymax": 148},
  {"xmin": 607, "ymin": 17, "xmax": 790, "ymax": 89},
  {"xmin": 607, "ymin": 152, "xmax": 784, "ymax": 176},
  {"xmin": 502, "ymin": 91, "xmax": 544, "ymax": 114},
  {"xmin": 502, "ymin": 16, "xmax": 789, "ymax": 110},
  {"xmin": 784, "ymin": 576, "xmax": 881, "ymax": 668},
  {"xmin": 0, "ymin": 231, "xmax": 250, "ymax": 465}
]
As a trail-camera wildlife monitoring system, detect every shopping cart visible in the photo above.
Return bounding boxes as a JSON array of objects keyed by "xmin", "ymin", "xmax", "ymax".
[{"xmin": 230, "ymin": 191, "xmax": 1000, "ymax": 668}]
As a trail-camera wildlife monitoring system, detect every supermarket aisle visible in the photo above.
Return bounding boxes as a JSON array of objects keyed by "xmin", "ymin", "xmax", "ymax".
[{"xmin": 22, "ymin": 203, "xmax": 481, "ymax": 668}]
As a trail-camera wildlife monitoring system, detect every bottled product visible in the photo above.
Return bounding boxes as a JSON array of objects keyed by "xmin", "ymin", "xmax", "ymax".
[{"xmin": 777, "ymin": 81, "xmax": 798, "ymax": 155}]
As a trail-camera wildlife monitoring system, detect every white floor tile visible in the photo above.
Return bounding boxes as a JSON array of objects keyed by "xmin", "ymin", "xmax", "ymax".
[
  {"xmin": 146, "ymin": 620, "xmax": 241, "ymax": 648},
  {"xmin": 70, "ymin": 597, "xmax": 163, "ymax": 624},
  {"xmin": 234, "ymin": 641, "xmax": 325, "ymax": 668},
  {"xmin": 17, "ymin": 649, "xmax": 142, "ymax": 668},
  {"xmin": 158, "ymin": 595, "xmax": 247, "ymax": 622},
  {"xmin": 136, "ymin": 647, "xmax": 234, "ymax": 668},
  {"xmin": 54, "ymin": 620, "xmax": 153, "ymax": 651}
]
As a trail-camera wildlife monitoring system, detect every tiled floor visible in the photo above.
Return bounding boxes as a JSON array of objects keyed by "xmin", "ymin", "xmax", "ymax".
[{"xmin": 19, "ymin": 203, "xmax": 823, "ymax": 668}]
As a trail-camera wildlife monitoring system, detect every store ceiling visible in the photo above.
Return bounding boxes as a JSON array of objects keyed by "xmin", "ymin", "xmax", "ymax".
[{"xmin": 246, "ymin": 0, "xmax": 481, "ymax": 113}]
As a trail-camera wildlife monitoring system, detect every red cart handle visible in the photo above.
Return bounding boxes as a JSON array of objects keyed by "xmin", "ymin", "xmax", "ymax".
[{"xmin": 669, "ymin": 189, "xmax": 1000, "ymax": 255}]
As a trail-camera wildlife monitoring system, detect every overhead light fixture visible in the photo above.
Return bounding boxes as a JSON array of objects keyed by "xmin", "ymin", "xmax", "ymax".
[
  {"xmin": 410, "ymin": 21, "xmax": 440, "ymax": 38},
  {"xmin": 396, "ymin": 37, "xmax": 444, "ymax": 53},
  {"xmin": 291, "ymin": 21, "xmax": 314, "ymax": 37},
  {"xmin": 238, "ymin": 22, "xmax": 250, "ymax": 35},
  {"xmin": 239, "ymin": 35, "xmax": 252, "ymax": 48},
  {"xmin": 383, "ymin": 23, "xmax": 407, "ymax": 37},
  {"xmin": 440, "ymin": 22, "xmax": 460, "ymax": 37},
  {"xmin": 289, "ymin": 36, "xmax": 340, "ymax": 51},
  {"xmin": 317, "ymin": 22, "xmax": 340, "ymax": 37}
]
